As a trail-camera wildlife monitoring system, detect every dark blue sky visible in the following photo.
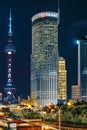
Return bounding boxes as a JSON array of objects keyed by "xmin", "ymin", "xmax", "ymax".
[{"xmin": 0, "ymin": 0, "xmax": 87, "ymax": 99}]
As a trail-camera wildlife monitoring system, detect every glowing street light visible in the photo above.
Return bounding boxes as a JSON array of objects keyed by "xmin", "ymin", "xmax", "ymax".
[
  {"xmin": 7, "ymin": 118, "xmax": 11, "ymax": 130},
  {"xmin": 58, "ymin": 101, "xmax": 72, "ymax": 130},
  {"xmin": 58, "ymin": 105, "xmax": 63, "ymax": 130},
  {"xmin": 67, "ymin": 101, "xmax": 72, "ymax": 106}
]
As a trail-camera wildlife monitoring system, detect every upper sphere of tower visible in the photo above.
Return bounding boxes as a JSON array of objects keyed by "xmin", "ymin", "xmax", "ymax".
[
  {"xmin": 32, "ymin": 12, "xmax": 58, "ymax": 23},
  {"xmin": 5, "ymin": 44, "xmax": 16, "ymax": 54}
]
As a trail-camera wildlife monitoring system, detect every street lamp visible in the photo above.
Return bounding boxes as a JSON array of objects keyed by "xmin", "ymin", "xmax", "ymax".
[
  {"xmin": 7, "ymin": 118, "xmax": 11, "ymax": 130},
  {"xmin": 58, "ymin": 102, "xmax": 72, "ymax": 130},
  {"xmin": 58, "ymin": 105, "xmax": 63, "ymax": 130},
  {"xmin": 7, "ymin": 120, "xmax": 11, "ymax": 130}
]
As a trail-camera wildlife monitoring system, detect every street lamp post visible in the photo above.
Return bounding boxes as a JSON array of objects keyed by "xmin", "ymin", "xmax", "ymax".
[
  {"xmin": 58, "ymin": 101, "xmax": 72, "ymax": 130},
  {"xmin": 58, "ymin": 108, "xmax": 61, "ymax": 130},
  {"xmin": 7, "ymin": 121, "xmax": 11, "ymax": 130},
  {"xmin": 58, "ymin": 105, "xmax": 63, "ymax": 130},
  {"xmin": 7, "ymin": 118, "xmax": 11, "ymax": 130}
]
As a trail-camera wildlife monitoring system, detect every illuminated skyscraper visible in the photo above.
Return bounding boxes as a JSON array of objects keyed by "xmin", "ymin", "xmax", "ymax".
[
  {"xmin": 4, "ymin": 9, "xmax": 17, "ymax": 104},
  {"xmin": 71, "ymin": 85, "xmax": 79, "ymax": 101},
  {"xmin": 31, "ymin": 12, "xmax": 59, "ymax": 106},
  {"xmin": 78, "ymin": 40, "xmax": 87, "ymax": 101},
  {"xmin": 58, "ymin": 57, "xmax": 67, "ymax": 102}
]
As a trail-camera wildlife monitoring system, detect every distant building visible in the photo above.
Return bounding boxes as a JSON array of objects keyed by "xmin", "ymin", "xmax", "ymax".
[
  {"xmin": 18, "ymin": 96, "xmax": 21, "ymax": 103},
  {"xmin": 71, "ymin": 85, "xmax": 79, "ymax": 101},
  {"xmin": 78, "ymin": 40, "xmax": 87, "ymax": 101},
  {"xmin": 30, "ymin": 11, "xmax": 59, "ymax": 106},
  {"xmin": 58, "ymin": 57, "xmax": 67, "ymax": 103},
  {"xmin": 0, "ymin": 93, "xmax": 2, "ymax": 104}
]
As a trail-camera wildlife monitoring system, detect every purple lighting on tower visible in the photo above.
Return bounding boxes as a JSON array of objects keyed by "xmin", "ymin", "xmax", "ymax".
[{"xmin": 4, "ymin": 9, "xmax": 17, "ymax": 104}]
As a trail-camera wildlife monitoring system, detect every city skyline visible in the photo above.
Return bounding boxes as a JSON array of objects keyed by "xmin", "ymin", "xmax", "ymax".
[{"xmin": 0, "ymin": 0, "xmax": 87, "ymax": 99}]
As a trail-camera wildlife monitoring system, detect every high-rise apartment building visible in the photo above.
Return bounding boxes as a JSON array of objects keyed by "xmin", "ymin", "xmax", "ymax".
[
  {"xmin": 30, "ymin": 12, "xmax": 59, "ymax": 106},
  {"xmin": 78, "ymin": 40, "xmax": 87, "ymax": 101},
  {"xmin": 58, "ymin": 57, "xmax": 67, "ymax": 102}
]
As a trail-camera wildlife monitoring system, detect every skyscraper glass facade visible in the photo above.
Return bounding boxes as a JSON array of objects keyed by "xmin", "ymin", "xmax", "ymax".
[
  {"xmin": 31, "ymin": 12, "xmax": 59, "ymax": 106},
  {"xmin": 78, "ymin": 40, "xmax": 87, "ymax": 101}
]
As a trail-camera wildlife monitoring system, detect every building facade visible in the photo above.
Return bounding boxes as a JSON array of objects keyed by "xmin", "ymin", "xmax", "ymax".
[
  {"xmin": 30, "ymin": 12, "xmax": 59, "ymax": 106},
  {"xmin": 78, "ymin": 40, "xmax": 87, "ymax": 101},
  {"xmin": 71, "ymin": 85, "xmax": 79, "ymax": 101},
  {"xmin": 58, "ymin": 57, "xmax": 67, "ymax": 103}
]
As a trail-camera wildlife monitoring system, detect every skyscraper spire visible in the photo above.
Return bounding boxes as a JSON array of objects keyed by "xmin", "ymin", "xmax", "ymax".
[
  {"xmin": 58, "ymin": 0, "xmax": 60, "ymax": 25},
  {"xmin": 9, "ymin": 8, "xmax": 12, "ymax": 35},
  {"xmin": 8, "ymin": 8, "xmax": 13, "ymax": 43}
]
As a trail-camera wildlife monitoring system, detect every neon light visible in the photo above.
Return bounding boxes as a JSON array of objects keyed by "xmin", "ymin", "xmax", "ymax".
[
  {"xmin": 32, "ymin": 12, "xmax": 58, "ymax": 22},
  {"xmin": 8, "ymin": 8, "xmax": 12, "ymax": 34},
  {"xmin": 76, "ymin": 40, "xmax": 80, "ymax": 45},
  {"xmin": 7, "ymin": 83, "xmax": 12, "ymax": 86},
  {"xmin": 40, "ymin": 12, "xmax": 46, "ymax": 18}
]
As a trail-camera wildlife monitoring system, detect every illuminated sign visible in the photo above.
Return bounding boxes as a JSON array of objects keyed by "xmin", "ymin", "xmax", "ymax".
[
  {"xmin": 32, "ymin": 12, "xmax": 58, "ymax": 22},
  {"xmin": 40, "ymin": 12, "xmax": 46, "ymax": 18}
]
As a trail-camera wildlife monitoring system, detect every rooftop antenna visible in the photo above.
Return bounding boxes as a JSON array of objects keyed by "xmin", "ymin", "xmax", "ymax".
[
  {"xmin": 9, "ymin": 8, "xmax": 12, "ymax": 35},
  {"xmin": 58, "ymin": 0, "xmax": 60, "ymax": 25}
]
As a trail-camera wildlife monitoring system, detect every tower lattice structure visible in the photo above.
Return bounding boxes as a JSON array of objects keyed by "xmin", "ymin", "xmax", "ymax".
[{"xmin": 4, "ymin": 9, "xmax": 17, "ymax": 104}]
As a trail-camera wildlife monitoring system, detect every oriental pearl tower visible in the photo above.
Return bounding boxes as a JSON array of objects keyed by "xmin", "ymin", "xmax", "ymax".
[{"xmin": 4, "ymin": 9, "xmax": 17, "ymax": 104}]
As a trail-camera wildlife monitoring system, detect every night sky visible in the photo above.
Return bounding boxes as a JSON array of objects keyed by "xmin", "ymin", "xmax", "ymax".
[{"xmin": 0, "ymin": 0, "xmax": 87, "ymax": 99}]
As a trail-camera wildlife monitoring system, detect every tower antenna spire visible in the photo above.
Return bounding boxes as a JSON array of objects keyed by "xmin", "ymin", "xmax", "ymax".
[
  {"xmin": 9, "ymin": 8, "xmax": 12, "ymax": 35},
  {"xmin": 8, "ymin": 8, "xmax": 13, "ymax": 43},
  {"xmin": 58, "ymin": 0, "xmax": 60, "ymax": 25}
]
